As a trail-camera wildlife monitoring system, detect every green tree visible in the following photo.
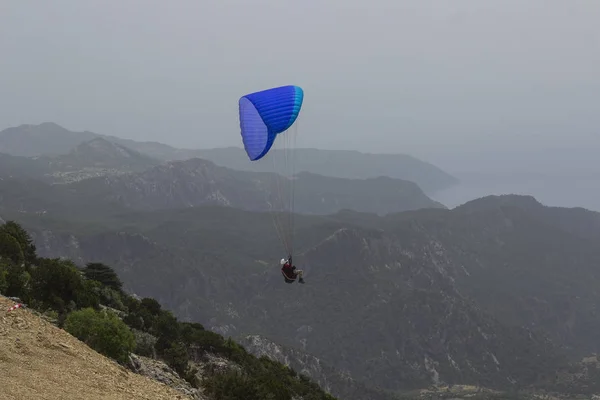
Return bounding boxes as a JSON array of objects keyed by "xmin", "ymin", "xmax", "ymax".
[
  {"xmin": 64, "ymin": 307, "xmax": 135, "ymax": 364},
  {"xmin": 79, "ymin": 279, "xmax": 102, "ymax": 310},
  {"xmin": 0, "ymin": 221, "xmax": 36, "ymax": 264},
  {"xmin": 141, "ymin": 297, "xmax": 162, "ymax": 315},
  {"xmin": 203, "ymin": 370, "xmax": 261, "ymax": 400},
  {"xmin": 155, "ymin": 310, "xmax": 180, "ymax": 347},
  {"xmin": 0, "ymin": 231, "xmax": 24, "ymax": 265},
  {"xmin": 162, "ymin": 341, "xmax": 190, "ymax": 377},
  {"xmin": 30, "ymin": 258, "xmax": 89, "ymax": 313},
  {"xmin": 83, "ymin": 262, "xmax": 123, "ymax": 291},
  {"xmin": 4, "ymin": 262, "xmax": 31, "ymax": 300},
  {"xmin": 98, "ymin": 286, "xmax": 125, "ymax": 310},
  {"xmin": 121, "ymin": 297, "xmax": 162, "ymax": 332}
]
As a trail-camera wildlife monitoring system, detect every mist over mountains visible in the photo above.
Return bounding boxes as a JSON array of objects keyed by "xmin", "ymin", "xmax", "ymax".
[
  {"xmin": 0, "ymin": 123, "xmax": 458, "ymax": 195},
  {"xmin": 434, "ymin": 170, "xmax": 600, "ymax": 213},
  {"xmin": 1, "ymin": 122, "xmax": 600, "ymax": 399}
]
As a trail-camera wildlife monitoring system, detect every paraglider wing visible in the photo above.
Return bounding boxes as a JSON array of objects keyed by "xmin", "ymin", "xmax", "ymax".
[{"xmin": 238, "ymin": 85, "xmax": 304, "ymax": 161}]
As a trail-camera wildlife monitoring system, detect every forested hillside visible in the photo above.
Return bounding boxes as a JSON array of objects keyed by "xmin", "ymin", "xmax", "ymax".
[{"xmin": 0, "ymin": 220, "xmax": 337, "ymax": 400}]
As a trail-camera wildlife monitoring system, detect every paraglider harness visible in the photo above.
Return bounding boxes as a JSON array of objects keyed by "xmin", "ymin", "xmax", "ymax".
[{"xmin": 281, "ymin": 256, "xmax": 297, "ymax": 283}]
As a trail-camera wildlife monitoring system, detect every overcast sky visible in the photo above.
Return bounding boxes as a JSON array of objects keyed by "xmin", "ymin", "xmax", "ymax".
[{"xmin": 1, "ymin": 0, "xmax": 598, "ymax": 173}]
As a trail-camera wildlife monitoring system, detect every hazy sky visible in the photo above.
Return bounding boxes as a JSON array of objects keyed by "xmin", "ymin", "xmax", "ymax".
[{"xmin": 1, "ymin": 0, "xmax": 599, "ymax": 173}]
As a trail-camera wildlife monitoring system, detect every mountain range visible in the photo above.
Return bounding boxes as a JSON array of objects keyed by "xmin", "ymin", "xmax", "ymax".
[
  {"xmin": 0, "ymin": 122, "xmax": 458, "ymax": 194},
  {"xmin": 0, "ymin": 144, "xmax": 444, "ymax": 219},
  {"xmin": 6, "ymin": 193, "xmax": 600, "ymax": 399},
  {"xmin": 0, "ymin": 136, "xmax": 159, "ymax": 183},
  {"xmin": 1, "ymin": 122, "xmax": 599, "ymax": 399}
]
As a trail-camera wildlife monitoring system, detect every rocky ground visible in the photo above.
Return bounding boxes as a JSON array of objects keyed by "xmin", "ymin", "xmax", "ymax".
[{"xmin": 0, "ymin": 295, "xmax": 192, "ymax": 400}]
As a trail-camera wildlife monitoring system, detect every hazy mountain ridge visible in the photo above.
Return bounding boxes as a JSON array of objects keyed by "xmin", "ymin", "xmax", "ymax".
[
  {"xmin": 44, "ymin": 137, "xmax": 161, "ymax": 181},
  {"xmin": 454, "ymin": 194, "xmax": 600, "ymax": 244},
  {"xmin": 189, "ymin": 147, "xmax": 459, "ymax": 194},
  {"xmin": 0, "ymin": 122, "xmax": 458, "ymax": 194},
  {"xmin": 18, "ymin": 218, "xmax": 559, "ymax": 397},
  {"xmin": 0, "ymin": 122, "xmax": 97, "ymax": 156},
  {"xmin": 434, "ymin": 197, "xmax": 600, "ymax": 357},
  {"xmin": 0, "ymin": 223, "xmax": 336, "ymax": 400},
  {"xmin": 3, "ymin": 122, "xmax": 600, "ymax": 397},
  {"xmin": 253, "ymin": 225, "xmax": 566, "ymax": 392},
  {"xmin": 68, "ymin": 157, "xmax": 444, "ymax": 214},
  {"xmin": 0, "ymin": 136, "xmax": 162, "ymax": 183},
  {"xmin": 0, "ymin": 156, "xmax": 443, "ymax": 217},
  {"xmin": 8, "ymin": 195, "xmax": 600, "ymax": 398}
]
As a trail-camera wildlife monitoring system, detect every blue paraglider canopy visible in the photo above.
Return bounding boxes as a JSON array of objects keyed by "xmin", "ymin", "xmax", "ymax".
[{"xmin": 238, "ymin": 85, "xmax": 304, "ymax": 161}]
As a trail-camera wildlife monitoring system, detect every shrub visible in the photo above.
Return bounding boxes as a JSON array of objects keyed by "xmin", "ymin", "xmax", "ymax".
[
  {"xmin": 64, "ymin": 307, "xmax": 135, "ymax": 363},
  {"xmin": 132, "ymin": 329, "xmax": 157, "ymax": 358},
  {"xmin": 99, "ymin": 286, "xmax": 125, "ymax": 311}
]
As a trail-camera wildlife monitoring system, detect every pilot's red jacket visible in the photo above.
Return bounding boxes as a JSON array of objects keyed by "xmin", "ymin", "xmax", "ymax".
[{"xmin": 281, "ymin": 262, "xmax": 295, "ymax": 279}]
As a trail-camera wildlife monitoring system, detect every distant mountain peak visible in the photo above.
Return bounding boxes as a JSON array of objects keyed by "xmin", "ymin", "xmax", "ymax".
[
  {"xmin": 33, "ymin": 137, "xmax": 162, "ymax": 183},
  {"xmin": 38, "ymin": 121, "xmax": 66, "ymax": 130},
  {"xmin": 71, "ymin": 137, "xmax": 138, "ymax": 158},
  {"xmin": 170, "ymin": 157, "xmax": 217, "ymax": 169},
  {"xmin": 455, "ymin": 194, "xmax": 543, "ymax": 213},
  {"xmin": 0, "ymin": 122, "xmax": 97, "ymax": 157},
  {"xmin": 58, "ymin": 137, "xmax": 156, "ymax": 165},
  {"xmin": 18, "ymin": 122, "xmax": 74, "ymax": 137}
]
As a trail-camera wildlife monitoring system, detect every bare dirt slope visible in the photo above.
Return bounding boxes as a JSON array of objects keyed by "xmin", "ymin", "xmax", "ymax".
[{"xmin": 0, "ymin": 296, "xmax": 191, "ymax": 400}]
